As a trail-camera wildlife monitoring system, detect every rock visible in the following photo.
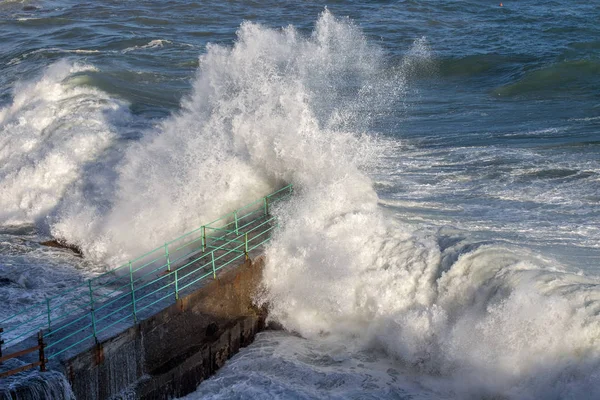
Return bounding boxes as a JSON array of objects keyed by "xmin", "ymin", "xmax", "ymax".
[
  {"xmin": 39, "ymin": 240, "xmax": 82, "ymax": 256},
  {"xmin": 0, "ymin": 277, "xmax": 13, "ymax": 286}
]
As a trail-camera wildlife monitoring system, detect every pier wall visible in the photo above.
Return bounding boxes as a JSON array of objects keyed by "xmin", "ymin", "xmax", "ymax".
[{"xmin": 63, "ymin": 257, "xmax": 267, "ymax": 400}]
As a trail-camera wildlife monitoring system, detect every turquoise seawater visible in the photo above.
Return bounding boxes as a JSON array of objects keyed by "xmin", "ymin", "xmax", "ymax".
[{"xmin": 1, "ymin": 1, "xmax": 599, "ymax": 399}]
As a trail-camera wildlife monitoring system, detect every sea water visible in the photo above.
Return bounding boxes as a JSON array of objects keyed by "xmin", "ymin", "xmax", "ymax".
[{"xmin": 0, "ymin": 1, "xmax": 599, "ymax": 399}]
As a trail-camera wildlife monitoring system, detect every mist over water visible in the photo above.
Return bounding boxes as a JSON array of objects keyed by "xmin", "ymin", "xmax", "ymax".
[{"xmin": 0, "ymin": 2, "xmax": 599, "ymax": 399}]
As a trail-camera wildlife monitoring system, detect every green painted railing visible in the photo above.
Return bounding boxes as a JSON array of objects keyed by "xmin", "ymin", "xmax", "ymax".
[{"xmin": 0, "ymin": 185, "xmax": 293, "ymax": 361}]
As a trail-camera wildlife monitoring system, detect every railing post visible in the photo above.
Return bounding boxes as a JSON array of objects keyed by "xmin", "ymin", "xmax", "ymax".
[
  {"xmin": 168, "ymin": 243, "xmax": 178, "ymax": 301},
  {"xmin": 211, "ymin": 251, "xmax": 216, "ymax": 279},
  {"xmin": 88, "ymin": 280, "xmax": 98, "ymax": 343},
  {"xmin": 165, "ymin": 243, "xmax": 171, "ymax": 272},
  {"xmin": 129, "ymin": 262, "xmax": 137, "ymax": 324},
  {"xmin": 245, "ymin": 233, "xmax": 249, "ymax": 261},
  {"xmin": 202, "ymin": 226, "xmax": 206, "ymax": 252},
  {"xmin": 46, "ymin": 297, "xmax": 51, "ymax": 331},
  {"xmin": 234, "ymin": 210, "xmax": 239, "ymax": 235},
  {"xmin": 174, "ymin": 269, "xmax": 179, "ymax": 301},
  {"xmin": 264, "ymin": 197, "xmax": 269, "ymax": 216},
  {"xmin": 38, "ymin": 330, "xmax": 46, "ymax": 372}
]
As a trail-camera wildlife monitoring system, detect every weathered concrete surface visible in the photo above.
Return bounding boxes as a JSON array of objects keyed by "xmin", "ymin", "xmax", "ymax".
[{"xmin": 63, "ymin": 256, "xmax": 267, "ymax": 400}]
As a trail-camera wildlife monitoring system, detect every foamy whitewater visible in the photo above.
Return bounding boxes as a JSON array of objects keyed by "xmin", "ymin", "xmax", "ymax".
[{"xmin": 1, "ymin": 3, "xmax": 599, "ymax": 399}]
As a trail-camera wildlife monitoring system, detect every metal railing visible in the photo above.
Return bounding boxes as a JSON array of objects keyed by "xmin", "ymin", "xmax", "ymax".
[
  {"xmin": 0, "ymin": 185, "xmax": 292, "ymax": 362},
  {"xmin": 0, "ymin": 330, "xmax": 47, "ymax": 378}
]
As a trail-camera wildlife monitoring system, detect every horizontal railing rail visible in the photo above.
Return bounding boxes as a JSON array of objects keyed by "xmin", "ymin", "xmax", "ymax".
[
  {"xmin": 0, "ymin": 331, "xmax": 46, "ymax": 378},
  {"xmin": 0, "ymin": 184, "xmax": 293, "ymax": 363}
]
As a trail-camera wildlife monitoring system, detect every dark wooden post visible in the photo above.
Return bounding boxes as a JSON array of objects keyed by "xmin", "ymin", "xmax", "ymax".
[
  {"xmin": 0, "ymin": 327, "xmax": 4, "ymax": 359},
  {"xmin": 38, "ymin": 330, "xmax": 46, "ymax": 372}
]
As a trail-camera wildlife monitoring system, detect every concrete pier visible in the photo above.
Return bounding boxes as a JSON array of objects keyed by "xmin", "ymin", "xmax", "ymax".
[{"xmin": 64, "ymin": 256, "xmax": 267, "ymax": 400}]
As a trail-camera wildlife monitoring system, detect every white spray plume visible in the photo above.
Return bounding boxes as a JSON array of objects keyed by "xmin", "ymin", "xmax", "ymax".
[{"xmin": 47, "ymin": 9, "xmax": 393, "ymax": 263}]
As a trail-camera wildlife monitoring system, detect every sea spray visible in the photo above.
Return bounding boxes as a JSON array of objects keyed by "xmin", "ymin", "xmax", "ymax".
[
  {"xmin": 262, "ymin": 206, "xmax": 600, "ymax": 399},
  {"xmin": 0, "ymin": 360, "xmax": 75, "ymax": 400},
  {"xmin": 47, "ymin": 10, "xmax": 396, "ymax": 264},
  {"xmin": 0, "ymin": 61, "xmax": 126, "ymax": 227}
]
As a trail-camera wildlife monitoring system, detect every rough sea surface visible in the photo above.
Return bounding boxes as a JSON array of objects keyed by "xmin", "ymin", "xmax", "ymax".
[{"xmin": 1, "ymin": 1, "xmax": 599, "ymax": 399}]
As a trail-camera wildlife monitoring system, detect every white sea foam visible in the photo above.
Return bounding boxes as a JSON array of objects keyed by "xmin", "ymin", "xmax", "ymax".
[
  {"xmin": 262, "ymin": 211, "xmax": 600, "ymax": 398},
  {"xmin": 568, "ymin": 116, "xmax": 600, "ymax": 122},
  {"xmin": 6, "ymin": 48, "xmax": 102, "ymax": 66},
  {"xmin": 122, "ymin": 39, "xmax": 172, "ymax": 53},
  {"xmin": 182, "ymin": 331, "xmax": 432, "ymax": 400}
]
